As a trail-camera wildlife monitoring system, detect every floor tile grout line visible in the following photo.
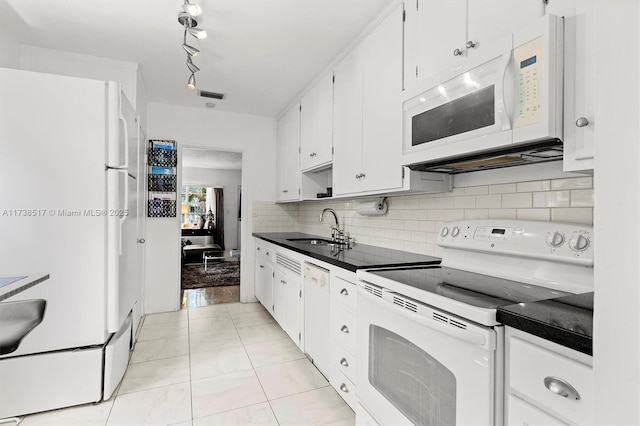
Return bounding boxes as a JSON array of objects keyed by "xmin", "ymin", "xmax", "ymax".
[{"xmin": 237, "ymin": 317, "xmax": 283, "ymax": 426}]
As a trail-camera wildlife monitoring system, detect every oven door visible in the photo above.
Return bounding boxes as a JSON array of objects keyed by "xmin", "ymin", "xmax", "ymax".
[{"xmin": 356, "ymin": 282, "xmax": 502, "ymax": 425}]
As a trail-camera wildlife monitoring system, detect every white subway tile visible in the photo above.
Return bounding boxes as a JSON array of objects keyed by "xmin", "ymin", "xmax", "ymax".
[
  {"xmin": 516, "ymin": 209, "xmax": 551, "ymax": 221},
  {"xmin": 489, "ymin": 183, "xmax": 517, "ymax": 194},
  {"xmin": 403, "ymin": 241, "xmax": 419, "ymax": 253},
  {"xmin": 464, "ymin": 209, "xmax": 489, "ymax": 220},
  {"xmin": 502, "ymin": 193, "xmax": 533, "ymax": 208},
  {"xmin": 571, "ymin": 189, "xmax": 595, "ymax": 207},
  {"xmin": 517, "ymin": 180, "xmax": 551, "ymax": 193},
  {"xmin": 434, "ymin": 197, "xmax": 455, "ymax": 209},
  {"xmin": 532, "ymin": 191, "xmax": 570, "ymax": 208},
  {"xmin": 475, "ymin": 194, "xmax": 502, "ymax": 209},
  {"xmin": 453, "ymin": 196, "xmax": 476, "ymax": 209},
  {"xmin": 410, "ymin": 232, "xmax": 427, "ymax": 243},
  {"xmin": 405, "ymin": 221, "xmax": 422, "ymax": 231},
  {"xmin": 420, "ymin": 221, "xmax": 437, "ymax": 232},
  {"xmin": 488, "ymin": 209, "xmax": 517, "ymax": 219},
  {"xmin": 444, "ymin": 209, "xmax": 465, "ymax": 221},
  {"xmin": 551, "ymin": 208, "xmax": 593, "ymax": 225},
  {"xmin": 427, "ymin": 210, "xmax": 446, "ymax": 221},
  {"xmin": 464, "ymin": 185, "xmax": 489, "ymax": 196},
  {"xmin": 551, "ymin": 176, "xmax": 593, "ymax": 190}
]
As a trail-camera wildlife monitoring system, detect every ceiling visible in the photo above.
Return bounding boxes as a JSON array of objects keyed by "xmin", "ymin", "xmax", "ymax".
[{"xmin": 1, "ymin": 0, "xmax": 391, "ymax": 118}]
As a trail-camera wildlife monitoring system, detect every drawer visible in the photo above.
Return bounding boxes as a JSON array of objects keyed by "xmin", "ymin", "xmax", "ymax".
[
  {"xmin": 331, "ymin": 346, "xmax": 356, "ymax": 383},
  {"xmin": 331, "ymin": 367, "xmax": 357, "ymax": 410},
  {"xmin": 255, "ymin": 241, "xmax": 275, "ymax": 263},
  {"xmin": 507, "ymin": 394, "xmax": 566, "ymax": 426},
  {"xmin": 331, "ymin": 276, "xmax": 357, "ymax": 312},
  {"xmin": 332, "ymin": 306, "xmax": 356, "ymax": 353},
  {"xmin": 509, "ymin": 337, "xmax": 594, "ymax": 424}
]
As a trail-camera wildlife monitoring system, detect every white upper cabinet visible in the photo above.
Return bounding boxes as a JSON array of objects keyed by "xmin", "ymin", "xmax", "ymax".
[
  {"xmin": 333, "ymin": 4, "xmax": 405, "ymax": 196},
  {"xmin": 300, "ymin": 72, "xmax": 334, "ymax": 171},
  {"xmin": 276, "ymin": 103, "xmax": 301, "ymax": 202},
  {"xmin": 547, "ymin": 0, "xmax": 595, "ymax": 172},
  {"xmin": 405, "ymin": 0, "xmax": 544, "ymax": 88}
]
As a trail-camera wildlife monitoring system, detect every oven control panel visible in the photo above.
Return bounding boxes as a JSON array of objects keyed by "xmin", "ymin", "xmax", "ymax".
[{"xmin": 438, "ymin": 220, "xmax": 593, "ymax": 266}]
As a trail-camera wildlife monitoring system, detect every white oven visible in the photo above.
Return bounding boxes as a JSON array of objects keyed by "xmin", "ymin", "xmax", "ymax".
[
  {"xmin": 355, "ymin": 220, "xmax": 594, "ymax": 425},
  {"xmin": 356, "ymin": 282, "xmax": 502, "ymax": 425}
]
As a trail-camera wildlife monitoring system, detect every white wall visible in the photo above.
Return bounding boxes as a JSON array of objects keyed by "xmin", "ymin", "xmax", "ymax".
[
  {"xmin": 146, "ymin": 102, "xmax": 276, "ymax": 312},
  {"xmin": 182, "ymin": 167, "xmax": 242, "ymax": 250}
]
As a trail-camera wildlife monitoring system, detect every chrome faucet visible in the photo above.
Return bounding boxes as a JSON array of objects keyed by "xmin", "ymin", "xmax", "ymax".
[
  {"xmin": 320, "ymin": 208, "xmax": 339, "ymax": 230},
  {"xmin": 320, "ymin": 208, "xmax": 350, "ymax": 246}
]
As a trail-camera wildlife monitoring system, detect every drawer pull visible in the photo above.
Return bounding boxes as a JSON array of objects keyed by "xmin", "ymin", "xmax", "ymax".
[
  {"xmin": 340, "ymin": 325, "xmax": 349, "ymax": 334},
  {"xmin": 340, "ymin": 288, "xmax": 349, "ymax": 296},
  {"xmin": 339, "ymin": 383, "xmax": 349, "ymax": 393},
  {"xmin": 340, "ymin": 357, "xmax": 349, "ymax": 367},
  {"xmin": 544, "ymin": 376, "xmax": 581, "ymax": 400}
]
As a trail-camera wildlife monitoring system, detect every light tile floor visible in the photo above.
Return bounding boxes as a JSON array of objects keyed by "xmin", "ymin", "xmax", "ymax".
[{"xmin": 19, "ymin": 302, "xmax": 355, "ymax": 426}]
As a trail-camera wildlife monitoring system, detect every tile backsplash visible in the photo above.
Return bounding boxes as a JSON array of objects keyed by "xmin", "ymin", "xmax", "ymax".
[{"xmin": 253, "ymin": 176, "xmax": 593, "ymax": 257}]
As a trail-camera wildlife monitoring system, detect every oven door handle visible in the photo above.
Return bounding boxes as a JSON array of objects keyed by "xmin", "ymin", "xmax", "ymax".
[
  {"xmin": 359, "ymin": 288, "xmax": 490, "ymax": 349},
  {"xmin": 407, "ymin": 310, "xmax": 487, "ymax": 348}
]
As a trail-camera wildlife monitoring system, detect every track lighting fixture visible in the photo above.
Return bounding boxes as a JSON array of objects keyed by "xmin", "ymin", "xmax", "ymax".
[{"xmin": 178, "ymin": 2, "xmax": 205, "ymax": 90}]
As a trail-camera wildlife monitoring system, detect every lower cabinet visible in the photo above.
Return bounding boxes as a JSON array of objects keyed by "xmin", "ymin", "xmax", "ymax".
[
  {"xmin": 329, "ymin": 269, "xmax": 359, "ymax": 410},
  {"xmin": 254, "ymin": 241, "xmax": 274, "ymax": 312},
  {"xmin": 273, "ymin": 251, "xmax": 303, "ymax": 347},
  {"xmin": 504, "ymin": 327, "xmax": 594, "ymax": 425}
]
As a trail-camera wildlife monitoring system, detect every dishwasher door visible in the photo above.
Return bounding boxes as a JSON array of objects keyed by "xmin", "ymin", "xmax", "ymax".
[{"xmin": 303, "ymin": 262, "xmax": 330, "ymax": 376}]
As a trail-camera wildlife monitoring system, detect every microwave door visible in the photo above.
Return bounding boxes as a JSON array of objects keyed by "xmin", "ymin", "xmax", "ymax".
[{"xmin": 403, "ymin": 51, "xmax": 514, "ymax": 164}]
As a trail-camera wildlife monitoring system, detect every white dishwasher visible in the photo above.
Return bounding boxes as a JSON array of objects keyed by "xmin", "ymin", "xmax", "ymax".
[{"xmin": 303, "ymin": 262, "xmax": 330, "ymax": 376}]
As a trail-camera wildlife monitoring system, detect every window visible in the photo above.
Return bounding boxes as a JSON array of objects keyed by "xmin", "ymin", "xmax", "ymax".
[{"xmin": 181, "ymin": 186, "xmax": 215, "ymax": 229}]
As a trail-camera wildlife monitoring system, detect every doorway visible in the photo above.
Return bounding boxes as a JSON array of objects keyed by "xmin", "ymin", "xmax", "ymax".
[{"xmin": 179, "ymin": 147, "xmax": 242, "ymax": 307}]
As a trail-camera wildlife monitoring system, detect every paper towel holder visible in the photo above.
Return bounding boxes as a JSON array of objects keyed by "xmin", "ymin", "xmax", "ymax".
[{"xmin": 356, "ymin": 197, "xmax": 388, "ymax": 216}]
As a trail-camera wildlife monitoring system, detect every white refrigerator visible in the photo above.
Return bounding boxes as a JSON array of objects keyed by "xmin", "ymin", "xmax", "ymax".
[{"xmin": 0, "ymin": 68, "xmax": 142, "ymax": 417}]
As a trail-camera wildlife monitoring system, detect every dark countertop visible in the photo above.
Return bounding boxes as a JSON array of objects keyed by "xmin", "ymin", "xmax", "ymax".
[
  {"xmin": 497, "ymin": 292, "xmax": 593, "ymax": 355},
  {"xmin": 253, "ymin": 232, "xmax": 441, "ymax": 272}
]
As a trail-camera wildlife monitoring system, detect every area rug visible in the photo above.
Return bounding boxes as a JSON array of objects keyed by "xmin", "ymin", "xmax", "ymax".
[{"xmin": 181, "ymin": 261, "xmax": 240, "ymax": 289}]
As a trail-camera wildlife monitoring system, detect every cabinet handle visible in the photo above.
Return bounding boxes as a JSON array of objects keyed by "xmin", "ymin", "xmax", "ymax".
[
  {"xmin": 340, "ymin": 325, "xmax": 349, "ymax": 334},
  {"xmin": 544, "ymin": 376, "xmax": 581, "ymax": 400},
  {"xmin": 282, "ymin": 189, "xmax": 288, "ymax": 193},
  {"xmin": 576, "ymin": 117, "xmax": 590, "ymax": 128},
  {"xmin": 340, "ymin": 288, "xmax": 349, "ymax": 296},
  {"xmin": 257, "ymin": 247, "xmax": 260, "ymax": 251},
  {"xmin": 340, "ymin": 357, "xmax": 349, "ymax": 367},
  {"xmin": 266, "ymin": 251, "xmax": 270, "ymax": 255},
  {"xmin": 339, "ymin": 383, "xmax": 349, "ymax": 393},
  {"xmin": 466, "ymin": 40, "xmax": 476, "ymax": 49},
  {"xmin": 281, "ymin": 280, "xmax": 287, "ymax": 284},
  {"xmin": 453, "ymin": 48, "xmax": 464, "ymax": 57},
  {"xmin": 259, "ymin": 265, "xmax": 264, "ymax": 269}
]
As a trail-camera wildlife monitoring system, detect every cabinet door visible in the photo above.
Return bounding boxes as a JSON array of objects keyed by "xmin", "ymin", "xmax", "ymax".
[
  {"xmin": 273, "ymin": 269, "xmax": 286, "ymax": 326},
  {"xmin": 407, "ymin": 0, "xmax": 467, "ymax": 85},
  {"xmin": 467, "ymin": 0, "xmax": 544, "ymax": 59},
  {"xmin": 283, "ymin": 271, "xmax": 302, "ymax": 346},
  {"xmin": 276, "ymin": 104, "xmax": 300, "ymax": 201},
  {"xmin": 361, "ymin": 4, "xmax": 404, "ymax": 193},
  {"xmin": 549, "ymin": 0, "xmax": 595, "ymax": 172},
  {"xmin": 300, "ymin": 72, "xmax": 333, "ymax": 171},
  {"xmin": 255, "ymin": 260, "xmax": 273, "ymax": 313},
  {"xmin": 332, "ymin": 44, "xmax": 364, "ymax": 196},
  {"xmin": 507, "ymin": 395, "xmax": 567, "ymax": 426}
]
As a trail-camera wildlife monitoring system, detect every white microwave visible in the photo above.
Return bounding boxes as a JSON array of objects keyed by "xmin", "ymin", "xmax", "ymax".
[{"xmin": 403, "ymin": 15, "xmax": 564, "ymax": 173}]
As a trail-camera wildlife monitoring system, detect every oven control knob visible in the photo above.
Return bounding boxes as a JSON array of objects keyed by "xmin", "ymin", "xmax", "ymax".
[
  {"xmin": 569, "ymin": 234, "xmax": 590, "ymax": 252},
  {"xmin": 546, "ymin": 231, "xmax": 565, "ymax": 247},
  {"xmin": 440, "ymin": 227, "xmax": 449, "ymax": 237},
  {"xmin": 451, "ymin": 226, "xmax": 460, "ymax": 237}
]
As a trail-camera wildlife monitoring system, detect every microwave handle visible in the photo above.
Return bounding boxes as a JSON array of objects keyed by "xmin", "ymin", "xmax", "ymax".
[{"xmin": 496, "ymin": 51, "xmax": 515, "ymax": 130}]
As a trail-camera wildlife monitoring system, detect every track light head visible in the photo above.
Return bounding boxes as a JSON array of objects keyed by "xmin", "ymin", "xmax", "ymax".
[
  {"xmin": 182, "ymin": 43, "xmax": 200, "ymax": 57},
  {"xmin": 186, "ymin": 58, "xmax": 200, "ymax": 73},
  {"xmin": 183, "ymin": 2, "xmax": 201, "ymax": 17},
  {"xmin": 187, "ymin": 73, "xmax": 196, "ymax": 90},
  {"xmin": 188, "ymin": 27, "xmax": 207, "ymax": 39}
]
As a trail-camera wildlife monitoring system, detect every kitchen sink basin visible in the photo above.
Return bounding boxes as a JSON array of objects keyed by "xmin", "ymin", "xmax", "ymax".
[
  {"xmin": 286, "ymin": 238, "xmax": 346, "ymax": 247},
  {"xmin": 0, "ymin": 299, "xmax": 47, "ymax": 355}
]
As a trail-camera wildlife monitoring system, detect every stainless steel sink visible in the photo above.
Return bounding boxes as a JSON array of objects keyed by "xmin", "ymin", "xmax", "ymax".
[
  {"xmin": 286, "ymin": 238, "xmax": 346, "ymax": 247},
  {"xmin": 0, "ymin": 299, "xmax": 47, "ymax": 355}
]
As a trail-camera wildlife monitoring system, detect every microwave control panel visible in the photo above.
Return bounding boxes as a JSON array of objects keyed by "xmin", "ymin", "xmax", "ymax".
[{"xmin": 514, "ymin": 36, "xmax": 543, "ymax": 129}]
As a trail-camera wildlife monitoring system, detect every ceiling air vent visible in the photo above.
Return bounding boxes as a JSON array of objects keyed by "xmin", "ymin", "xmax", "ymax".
[{"xmin": 199, "ymin": 90, "xmax": 226, "ymax": 100}]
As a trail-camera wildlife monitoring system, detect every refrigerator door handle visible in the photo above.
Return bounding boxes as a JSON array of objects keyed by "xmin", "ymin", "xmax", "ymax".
[{"xmin": 117, "ymin": 100, "xmax": 130, "ymax": 170}]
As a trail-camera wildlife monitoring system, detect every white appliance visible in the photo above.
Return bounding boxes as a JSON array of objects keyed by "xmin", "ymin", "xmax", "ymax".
[
  {"xmin": 356, "ymin": 220, "xmax": 593, "ymax": 425},
  {"xmin": 402, "ymin": 15, "xmax": 564, "ymax": 173},
  {"xmin": 303, "ymin": 262, "xmax": 330, "ymax": 376},
  {"xmin": 0, "ymin": 68, "xmax": 142, "ymax": 417}
]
